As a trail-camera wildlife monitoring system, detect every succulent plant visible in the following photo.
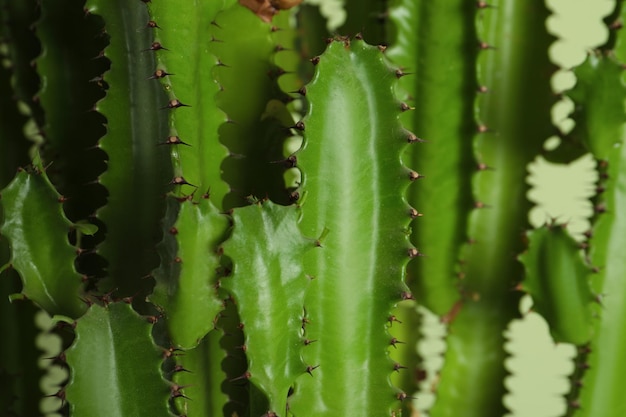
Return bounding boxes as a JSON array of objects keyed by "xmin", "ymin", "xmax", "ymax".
[{"xmin": 1, "ymin": 0, "xmax": 625, "ymax": 416}]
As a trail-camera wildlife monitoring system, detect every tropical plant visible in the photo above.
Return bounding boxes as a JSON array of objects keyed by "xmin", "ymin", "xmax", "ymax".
[{"xmin": 1, "ymin": 0, "xmax": 625, "ymax": 416}]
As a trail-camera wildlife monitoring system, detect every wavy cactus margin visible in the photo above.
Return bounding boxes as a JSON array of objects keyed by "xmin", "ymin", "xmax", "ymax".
[{"xmin": 2, "ymin": 0, "xmax": 626, "ymax": 416}]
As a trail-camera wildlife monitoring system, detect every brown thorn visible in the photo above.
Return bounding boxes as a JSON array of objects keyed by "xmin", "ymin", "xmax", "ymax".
[
  {"xmin": 407, "ymin": 132, "xmax": 425, "ymax": 143},
  {"xmin": 401, "ymin": 291, "xmax": 415, "ymax": 300},
  {"xmin": 407, "ymin": 248, "xmax": 421, "ymax": 258},
  {"xmin": 305, "ymin": 365, "xmax": 320, "ymax": 376},
  {"xmin": 390, "ymin": 337, "xmax": 405, "ymax": 348},
  {"xmin": 162, "ymin": 99, "xmax": 190, "ymax": 109},
  {"xmin": 145, "ymin": 42, "xmax": 167, "ymax": 52},
  {"xmin": 147, "ymin": 20, "xmax": 160, "ymax": 29},
  {"xmin": 159, "ymin": 135, "xmax": 190, "ymax": 146},
  {"xmin": 170, "ymin": 176, "xmax": 195, "ymax": 187},
  {"xmin": 409, "ymin": 208, "xmax": 422, "ymax": 219},
  {"xmin": 310, "ymin": 56, "xmax": 320, "ymax": 65},
  {"xmin": 400, "ymin": 102, "xmax": 414, "ymax": 112},
  {"xmin": 229, "ymin": 371, "xmax": 251, "ymax": 382},
  {"xmin": 148, "ymin": 69, "xmax": 172, "ymax": 79},
  {"xmin": 408, "ymin": 170, "xmax": 422, "ymax": 181},
  {"xmin": 393, "ymin": 363, "xmax": 408, "ymax": 372}
]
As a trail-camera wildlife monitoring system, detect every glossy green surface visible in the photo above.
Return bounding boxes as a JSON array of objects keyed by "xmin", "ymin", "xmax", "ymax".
[
  {"xmin": 387, "ymin": 0, "xmax": 475, "ymax": 316},
  {"xmin": 65, "ymin": 303, "xmax": 171, "ymax": 417},
  {"xmin": 172, "ymin": 330, "xmax": 228, "ymax": 417},
  {"xmin": 0, "ymin": 169, "xmax": 86, "ymax": 318},
  {"xmin": 289, "ymin": 39, "xmax": 412, "ymax": 416},
  {"xmin": 151, "ymin": 197, "xmax": 229, "ymax": 349},
  {"xmin": 520, "ymin": 225, "xmax": 594, "ymax": 344},
  {"xmin": 222, "ymin": 201, "xmax": 312, "ymax": 416},
  {"xmin": 147, "ymin": 0, "xmax": 230, "ymax": 206}
]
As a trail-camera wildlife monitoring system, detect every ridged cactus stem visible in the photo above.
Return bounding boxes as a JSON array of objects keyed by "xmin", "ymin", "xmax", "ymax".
[
  {"xmin": 86, "ymin": 0, "xmax": 171, "ymax": 298},
  {"xmin": 387, "ymin": 0, "xmax": 476, "ymax": 316},
  {"xmin": 566, "ymin": 2, "xmax": 626, "ymax": 414},
  {"xmin": 431, "ymin": 2, "xmax": 556, "ymax": 416},
  {"xmin": 289, "ymin": 38, "xmax": 415, "ymax": 416}
]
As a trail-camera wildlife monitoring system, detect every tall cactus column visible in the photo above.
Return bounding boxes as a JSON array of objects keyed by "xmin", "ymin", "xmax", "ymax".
[
  {"xmin": 288, "ymin": 37, "xmax": 416, "ymax": 417},
  {"xmin": 565, "ymin": 3, "xmax": 626, "ymax": 414},
  {"xmin": 387, "ymin": 0, "xmax": 477, "ymax": 316},
  {"xmin": 430, "ymin": 2, "xmax": 556, "ymax": 416}
]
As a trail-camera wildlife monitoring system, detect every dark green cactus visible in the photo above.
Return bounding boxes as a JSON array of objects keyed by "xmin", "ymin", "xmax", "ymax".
[{"xmin": 1, "ymin": 0, "xmax": 625, "ymax": 416}]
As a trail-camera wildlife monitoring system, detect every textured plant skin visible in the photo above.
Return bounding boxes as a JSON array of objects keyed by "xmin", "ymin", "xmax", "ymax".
[
  {"xmin": 142, "ymin": 0, "xmax": 234, "ymax": 350},
  {"xmin": 4, "ymin": 1, "xmax": 626, "ymax": 416},
  {"xmin": 519, "ymin": 225, "xmax": 594, "ymax": 345},
  {"xmin": 171, "ymin": 330, "xmax": 229, "ymax": 417},
  {"xmin": 562, "ymin": 4, "xmax": 626, "ymax": 414},
  {"xmin": 147, "ymin": 0, "xmax": 232, "ymax": 206},
  {"xmin": 388, "ymin": 300, "xmax": 422, "ymax": 417},
  {"xmin": 151, "ymin": 197, "xmax": 229, "ymax": 349},
  {"xmin": 288, "ymin": 38, "xmax": 414, "ymax": 416},
  {"xmin": 0, "ymin": 167, "xmax": 87, "ymax": 318},
  {"xmin": 86, "ymin": 0, "xmax": 171, "ymax": 298},
  {"xmin": 64, "ymin": 302, "xmax": 172, "ymax": 417},
  {"xmin": 431, "ymin": 2, "xmax": 556, "ymax": 416},
  {"xmin": 387, "ymin": 0, "xmax": 476, "ymax": 316},
  {"xmin": 222, "ymin": 200, "xmax": 313, "ymax": 416}
]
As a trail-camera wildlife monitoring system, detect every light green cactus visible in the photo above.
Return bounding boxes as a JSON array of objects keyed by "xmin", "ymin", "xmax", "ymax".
[{"xmin": 1, "ymin": 0, "xmax": 626, "ymax": 416}]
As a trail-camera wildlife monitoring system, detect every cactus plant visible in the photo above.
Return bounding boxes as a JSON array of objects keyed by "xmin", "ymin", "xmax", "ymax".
[{"xmin": 1, "ymin": 0, "xmax": 626, "ymax": 416}]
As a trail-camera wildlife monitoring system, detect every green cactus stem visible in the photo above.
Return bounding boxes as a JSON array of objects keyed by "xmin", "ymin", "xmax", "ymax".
[
  {"xmin": 85, "ymin": 0, "xmax": 171, "ymax": 298},
  {"xmin": 288, "ymin": 37, "xmax": 414, "ymax": 416},
  {"xmin": 519, "ymin": 224, "xmax": 594, "ymax": 345},
  {"xmin": 0, "ymin": 166, "xmax": 87, "ymax": 318},
  {"xmin": 146, "ymin": 0, "xmax": 232, "ymax": 207},
  {"xmin": 387, "ymin": 0, "xmax": 476, "ymax": 316},
  {"xmin": 222, "ymin": 200, "xmax": 314, "ymax": 416},
  {"xmin": 35, "ymin": 0, "xmax": 108, "ymax": 223},
  {"xmin": 64, "ymin": 302, "xmax": 171, "ymax": 417},
  {"xmin": 563, "ymin": 5, "xmax": 626, "ymax": 413},
  {"xmin": 143, "ymin": 0, "xmax": 235, "ymax": 350},
  {"xmin": 430, "ymin": 2, "xmax": 556, "ymax": 416},
  {"xmin": 170, "ymin": 330, "xmax": 229, "ymax": 417},
  {"xmin": 151, "ymin": 196, "xmax": 229, "ymax": 349}
]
